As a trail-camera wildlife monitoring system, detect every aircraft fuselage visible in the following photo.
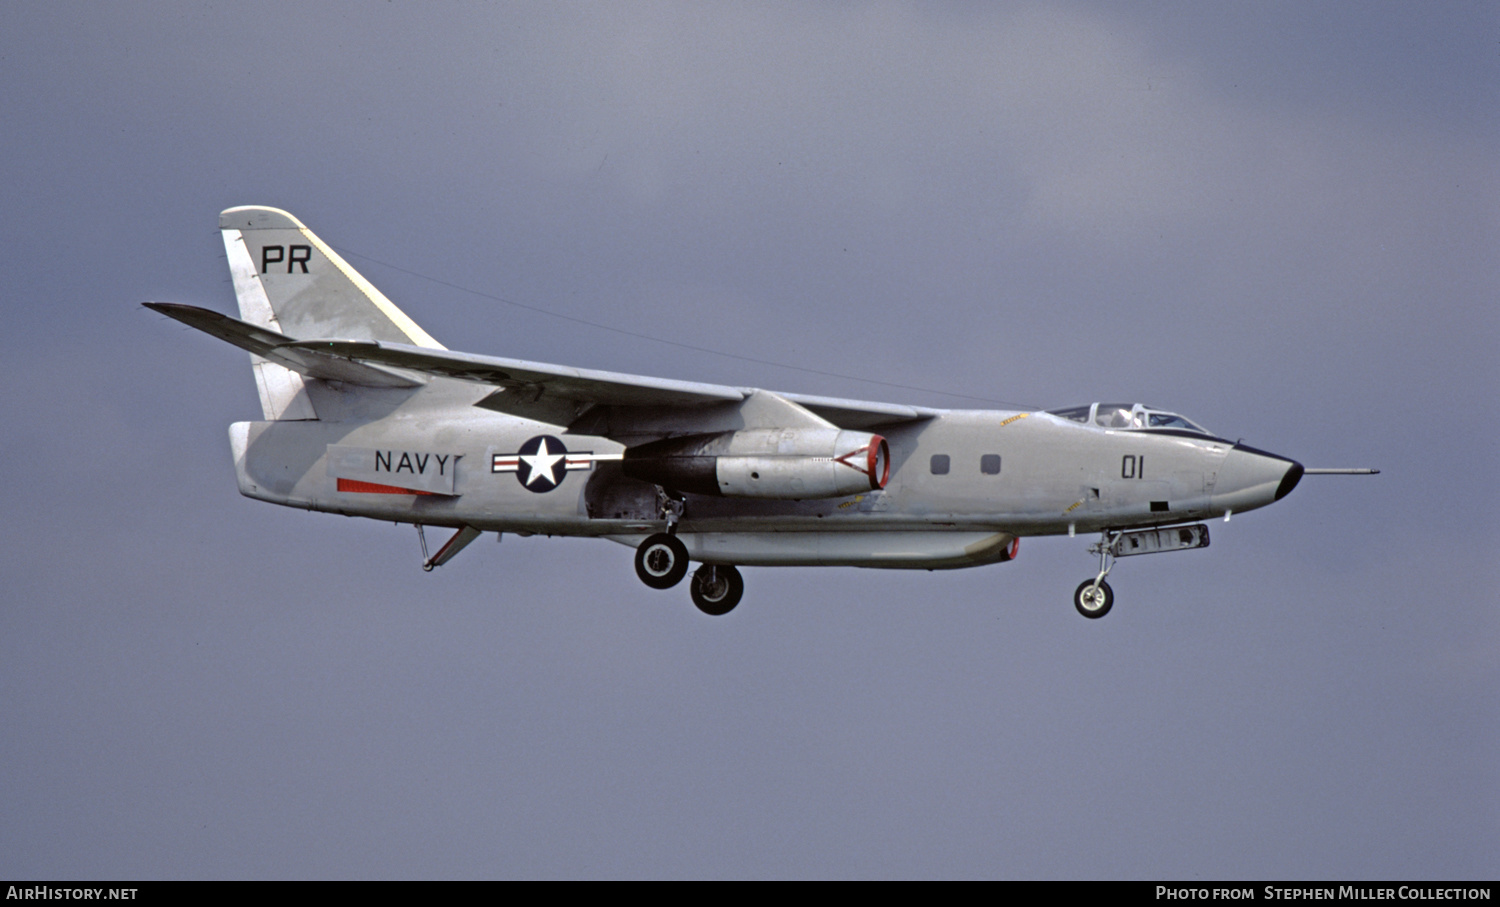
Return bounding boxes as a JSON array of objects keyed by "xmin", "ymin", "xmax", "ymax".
[
  {"xmin": 153, "ymin": 205, "xmax": 1358, "ymax": 618},
  {"xmin": 228, "ymin": 377, "xmax": 1300, "ymax": 569}
]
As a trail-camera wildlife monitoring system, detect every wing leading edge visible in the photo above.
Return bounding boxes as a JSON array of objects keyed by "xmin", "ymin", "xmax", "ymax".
[
  {"xmin": 147, "ymin": 302, "xmax": 744, "ymax": 416},
  {"xmin": 147, "ymin": 302, "xmax": 940, "ymax": 430},
  {"xmin": 289, "ymin": 338, "xmax": 747, "ymax": 409}
]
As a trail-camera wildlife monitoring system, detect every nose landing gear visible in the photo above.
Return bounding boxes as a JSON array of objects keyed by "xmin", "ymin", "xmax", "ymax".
[
  {"xmin": 1072, "ymin": 523, "xmax": 1211, "ymax": 617},
  {"xmin": 1075, "ymin": 531, "xmax": 1120, "ymax": 619},
  {"xmin": 1074, "ymin": 577, "xmax": 1114, "ymax": 618}
]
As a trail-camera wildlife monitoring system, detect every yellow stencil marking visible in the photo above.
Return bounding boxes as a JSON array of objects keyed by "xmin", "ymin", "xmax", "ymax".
[{"xmin": 1000, "ymin": 413, "xmax": 1030, "ymax": 427}]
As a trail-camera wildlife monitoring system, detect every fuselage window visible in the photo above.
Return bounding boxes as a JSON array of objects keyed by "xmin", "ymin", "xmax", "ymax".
[
  {"xmin": 980, "ymin": 454, "xmax": 1001, "ymax": 475},
  {"xmin": 930, "ymin": 454, "xmax": 950, "ymax": 475}
]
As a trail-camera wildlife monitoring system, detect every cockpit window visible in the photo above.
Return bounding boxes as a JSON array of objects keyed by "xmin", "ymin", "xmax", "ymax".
[
  {"xmin": 1094, "ymin": 404, "xmax": 1140, "ymax": 429},
  {"xmin": 1047, "ymin": 405, "xmax": 1092, "ymax": 423},
  {"xmin": 1148, "ymin": 412, "xmax": 1207, "ymax": 432},
  {"xmin": 1047, "ymin": 403, "xmax": 1211, "ymax": 435}
]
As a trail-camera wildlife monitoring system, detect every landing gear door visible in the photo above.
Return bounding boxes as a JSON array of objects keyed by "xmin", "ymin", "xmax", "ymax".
[{"xmin": 1110, "ymin": 524, "xmax": 1211, "ymax": 558}]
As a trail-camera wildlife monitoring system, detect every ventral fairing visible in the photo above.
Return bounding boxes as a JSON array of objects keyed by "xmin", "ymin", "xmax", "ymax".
[{"xmin": 147, "ymin": 207, "xmax": 1376, "ymax": 618}]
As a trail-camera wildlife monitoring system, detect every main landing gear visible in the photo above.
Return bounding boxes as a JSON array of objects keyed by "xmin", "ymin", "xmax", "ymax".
[
  {"xmin": 635, "ymin": 533, "xmax": 689, "ymax": 589},
  {"xmin": 690, "ymin": 564, "xmax": 743, "ymax": 616},
  {"xmin": 632, "ymin": 536, "xmax": 743, "ymax": 615},
  {"xmin": 633, "ymin": 488, "xmax": 744, "ymax": 615},
  {"xmin": 1075, "ymin": 531, "xmax": 1119, "ymax": 619},
  {"xmin": 634, "ymin": 488, "xmax": 688, "ymax": 588}
]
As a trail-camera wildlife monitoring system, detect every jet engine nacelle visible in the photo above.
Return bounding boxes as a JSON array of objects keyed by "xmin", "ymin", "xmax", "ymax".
[{"xmin": 624, "ymin": 428, "xmax": 890, "ymax": 499}]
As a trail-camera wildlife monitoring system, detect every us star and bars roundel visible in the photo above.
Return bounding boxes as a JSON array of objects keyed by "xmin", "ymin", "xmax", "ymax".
[{"xmin": 491, "ymin": 435, "xmax": 618, "ymax": 493}]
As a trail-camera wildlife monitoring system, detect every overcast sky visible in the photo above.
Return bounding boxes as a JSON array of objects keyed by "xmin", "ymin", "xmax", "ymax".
[{"xmin": 1, "ymin": 2, "xmax": 1495, "ymax": 879}]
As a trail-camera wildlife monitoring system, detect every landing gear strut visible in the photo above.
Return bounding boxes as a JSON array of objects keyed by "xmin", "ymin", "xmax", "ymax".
[
  {"xmin": 1075, "ymin": 531, "xmax": 1120, "ymax": 619},
  {"xmin": 635, "ymin": 487, "xmax": 690, "ymax": 589},
  {"xmin": 657, "ymin": 487, "xmax": 685, "ymax": 535},
  {"xmin": 636, "ymin": 488, "xmax": 747, "ymax": 612}
]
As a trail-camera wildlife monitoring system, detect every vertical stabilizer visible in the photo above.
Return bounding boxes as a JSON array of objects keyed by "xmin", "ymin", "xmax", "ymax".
[
  {"xmin": 221, "ymin": 226, "xmax": 316, "ymax": 420},
  {"xmin": 218, "ymin": 206, "xmax": 445, "ymax": 420},
  {"xmin": 219, "ymin": 206, "xmax": 444, "ymax": 347}
]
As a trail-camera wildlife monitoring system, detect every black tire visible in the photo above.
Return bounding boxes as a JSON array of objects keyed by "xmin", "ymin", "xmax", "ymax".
[
  {"xmin": 690, "ymin": 564, "xmax": 743, "ymax": 616},
  {"xmin": 1074, "ymin": 579, "xmax": 1114, "ymax": 619},
  {"xmin": 635, "ymin": 533, "xmax": 690, "ymax": 589}
]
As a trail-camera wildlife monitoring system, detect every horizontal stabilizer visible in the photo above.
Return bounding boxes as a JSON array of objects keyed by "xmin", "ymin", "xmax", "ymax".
[{"xmin": 144, "ymin": 303, "xmax": 420, "ymax": 388}]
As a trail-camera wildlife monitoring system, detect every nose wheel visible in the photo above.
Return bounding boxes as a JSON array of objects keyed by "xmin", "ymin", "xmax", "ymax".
[
  {"xmin": 1074, "ymin": 579, "xmax": 1114, "ymax": 618},
  {"xmin": 1075, "ymin": 530, "xmax": 1121, "ymax": 619}
]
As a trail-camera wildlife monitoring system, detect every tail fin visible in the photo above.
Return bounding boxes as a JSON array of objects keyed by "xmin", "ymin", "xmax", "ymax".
[
  {"xmin": 218, "ymin": 206, "xmax": 444, "ymax": 420},
  {"xmin": 219, "ymin": 206, "xmax": 444, "ymax": 349}
]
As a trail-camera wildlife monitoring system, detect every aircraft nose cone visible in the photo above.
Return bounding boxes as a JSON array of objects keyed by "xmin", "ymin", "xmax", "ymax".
[
  {"xmin": 1275, "ymin": 460, "xmax": 1304, "ymax": 501},
  {"xmin": 1212, "ymin": 443, "xmax": 1304, "ymax": 515}
]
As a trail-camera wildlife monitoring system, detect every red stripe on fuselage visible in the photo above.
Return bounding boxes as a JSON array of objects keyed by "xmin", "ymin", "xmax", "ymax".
[{"xmin": 336, "ymin": 478, "xmax": 434, "ymax": 495}]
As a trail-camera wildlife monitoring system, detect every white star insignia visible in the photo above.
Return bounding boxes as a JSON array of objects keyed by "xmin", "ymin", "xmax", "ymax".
[{"xmin": 520, "ymin": 437, "xmax": 565, "ymax": 486}]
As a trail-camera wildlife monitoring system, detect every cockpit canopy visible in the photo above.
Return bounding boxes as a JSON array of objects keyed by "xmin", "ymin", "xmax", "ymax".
[{"xmin": 1047, "ymin": 402, "xmax": 1212, "ymax": 435}]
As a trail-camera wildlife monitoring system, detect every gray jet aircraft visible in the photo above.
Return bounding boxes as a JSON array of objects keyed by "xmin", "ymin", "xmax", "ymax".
[{"xmin": 148, "ymin": 206, "xmax": 1376, "ymax": 618}]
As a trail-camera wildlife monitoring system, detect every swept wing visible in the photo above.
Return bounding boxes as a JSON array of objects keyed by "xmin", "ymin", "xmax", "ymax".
[{"xmin": 147, "ymin": 302, "xmax": 934, "ymax": 430}]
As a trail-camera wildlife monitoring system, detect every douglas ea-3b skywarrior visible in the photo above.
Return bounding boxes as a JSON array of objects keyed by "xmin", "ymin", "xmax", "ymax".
[{"xmin": 148, "ymin": 207, "xmax": 1376, "ymax": 618}]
